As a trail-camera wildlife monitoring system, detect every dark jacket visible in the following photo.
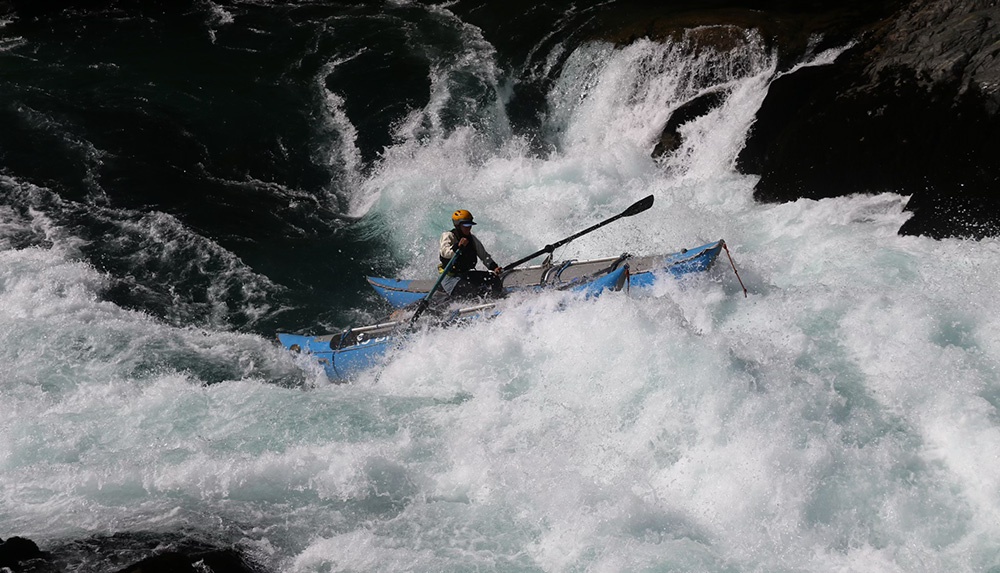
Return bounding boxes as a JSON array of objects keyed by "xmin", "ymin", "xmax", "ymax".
[{"xmin": 439, "ymin": 228, "xmax": 498, "ymax": 274}]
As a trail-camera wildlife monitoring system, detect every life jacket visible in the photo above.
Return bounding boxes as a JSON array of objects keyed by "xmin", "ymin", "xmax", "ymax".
[{"xmin": 440, "ymin": 228, "xmax": 479, "ymax": 274}]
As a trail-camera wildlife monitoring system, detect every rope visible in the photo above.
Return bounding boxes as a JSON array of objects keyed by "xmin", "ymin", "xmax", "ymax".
[{"xmin": 722, "ymin": 241, "xmax": 748, "ymax": 298}]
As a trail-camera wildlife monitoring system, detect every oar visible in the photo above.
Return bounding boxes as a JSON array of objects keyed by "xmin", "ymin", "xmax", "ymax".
[
  {"xmin": 502, "ymin": 194, "xmax": 654, "ymax": 271},
  {"xmin": 409, "ymin": 246, "xmax": 462, "ymax": 327}
]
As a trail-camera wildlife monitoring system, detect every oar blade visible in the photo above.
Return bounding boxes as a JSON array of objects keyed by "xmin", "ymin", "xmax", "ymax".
[
  {"xmin": 502, "ymin": 194, "xmax": 656, "ymax": 271},
  {"xmin": 622, "ymin": 194, "xmax": 654, "ymax": 217}
]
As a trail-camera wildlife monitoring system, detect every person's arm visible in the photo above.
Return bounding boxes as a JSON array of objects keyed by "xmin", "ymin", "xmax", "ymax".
[
  {"xmin": 440, "ymin": 231, "xmax": 459, "ymax": 260},
  {"xmin": 472, "ymin": 236, "xmax": 500, "ymax": 272}
]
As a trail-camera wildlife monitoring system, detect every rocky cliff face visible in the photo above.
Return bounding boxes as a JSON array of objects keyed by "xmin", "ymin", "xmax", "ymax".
[
  {"xmin": 870, "ymin": 0, "xmax": 1000, "ymax": 104},
  {"xmin": 734, "ymin": 0, "xmax": 1000, "ymax": 238}
]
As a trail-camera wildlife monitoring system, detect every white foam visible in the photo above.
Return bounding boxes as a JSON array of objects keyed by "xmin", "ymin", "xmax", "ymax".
[
  {"xmin": 314, "ymin": 31, "xmax": 1000, "ymax": 571},
  {"xmin": 314, "ymin": 56, "xmax": 365, "ymax": 214},
  {"xmin": 205, "ymin": 1, "xmax": 235, "ymax": 26},
  {"xmin": 4, "ymin": 22, "xmax": 1000, "ymax": 573}
]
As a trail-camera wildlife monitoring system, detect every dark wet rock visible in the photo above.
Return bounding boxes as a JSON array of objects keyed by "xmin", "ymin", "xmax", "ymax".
[
  {"xmin": 653, "ymin": 90, "xmax": 728, "ymax": 158},
  {"xmin": 0, "ymin": 537, "xmax": 48, "ymax": 571},
  {"xmin": 740, "ymin": 56, "xmax": 1000, "ymax": 238},
  {"xmin": 115, "ymin": 548, "xmax": 262, "ymax": 573},
  {"xmin": 733, "ymin": 0, "xmax": 1000, "ymax": 238},
  {"xmin": 115, "ymin": 552, "xmax": 197, "ymax": 573},
  {"xmin": 587, "ymin": 0, "xmax": 907, "ymax": 69},
  {"xmin": 32, "ymin": 532, "xmax": 269, "ymax": 573},
  {"xmin": 867, "ymin": 0, "xmax": 1000, "ymax": 103}
]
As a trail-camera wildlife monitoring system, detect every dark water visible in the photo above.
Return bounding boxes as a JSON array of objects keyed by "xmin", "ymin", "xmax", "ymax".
[{"xmin": 2, "ymin": 1, "xmax": 503, "ymax": 335}]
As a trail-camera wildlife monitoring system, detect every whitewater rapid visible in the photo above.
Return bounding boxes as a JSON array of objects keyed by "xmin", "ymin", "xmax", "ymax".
[{"xmin": 2, "ymin": 9, "xmax": 1000, "ymax": 573}]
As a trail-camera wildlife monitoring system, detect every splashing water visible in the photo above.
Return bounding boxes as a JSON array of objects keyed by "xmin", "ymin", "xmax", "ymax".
[{"xmin": 2, "ymin": 6, "xmax": 1000, "ymax": 572}]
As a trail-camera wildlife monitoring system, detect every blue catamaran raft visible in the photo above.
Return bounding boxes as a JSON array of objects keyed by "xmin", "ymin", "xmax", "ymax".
[
  {"xmin": 277, "ymin": 263, "xmax": 631, "ymax": 380},
  {"xmin": 276, "ymin": 194, "xmax": 745, "ymax": 381},
  {"xmin": 367, "ymin": 239, "xmax": 726, "ymax": 308}
]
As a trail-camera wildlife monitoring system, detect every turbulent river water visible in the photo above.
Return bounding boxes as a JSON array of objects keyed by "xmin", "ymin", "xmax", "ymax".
[{"xmin": 2, "ymin": 2, "xmax": 999, "ymax": 571}]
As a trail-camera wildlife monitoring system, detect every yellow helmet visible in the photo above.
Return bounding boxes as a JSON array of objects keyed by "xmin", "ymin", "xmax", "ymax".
[{"xmin": 451, "ymin": 209, "xmax": 476, "ymax": 226}]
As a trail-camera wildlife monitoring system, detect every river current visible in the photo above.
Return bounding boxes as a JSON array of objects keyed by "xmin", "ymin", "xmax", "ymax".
[{"xmin": 2, "ymin": 2, "xmax": 999, "ymax": 571}]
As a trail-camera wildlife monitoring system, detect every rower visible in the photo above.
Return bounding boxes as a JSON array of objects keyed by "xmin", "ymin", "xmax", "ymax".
[{"xmin": 438, "ymin": 209, "xmax": 504, "ymax": 300}]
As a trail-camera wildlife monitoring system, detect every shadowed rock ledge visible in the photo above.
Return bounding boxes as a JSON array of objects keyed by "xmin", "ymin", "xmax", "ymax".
[
  {"xmin": 737, "ymin": 0, "xmax": 1000, "ymax": 239},
  {"xmin": 0, "ymin": 533, "xmax": 269, "ymax": 573}
]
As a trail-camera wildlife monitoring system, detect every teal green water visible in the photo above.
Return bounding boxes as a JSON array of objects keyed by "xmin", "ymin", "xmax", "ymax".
[{"xmin": 2, "ymin": 4, "xmax": 1000, "ymax": 572}]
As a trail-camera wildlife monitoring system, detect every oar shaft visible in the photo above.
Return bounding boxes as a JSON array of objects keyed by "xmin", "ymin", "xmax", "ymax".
[
  {"xmin": 410, "ymin": 246, "xmax": 462, "ymax": 325},
  {"xmin": 503, "ymin": 194, "xmax": 653, "ymax": 271}
]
